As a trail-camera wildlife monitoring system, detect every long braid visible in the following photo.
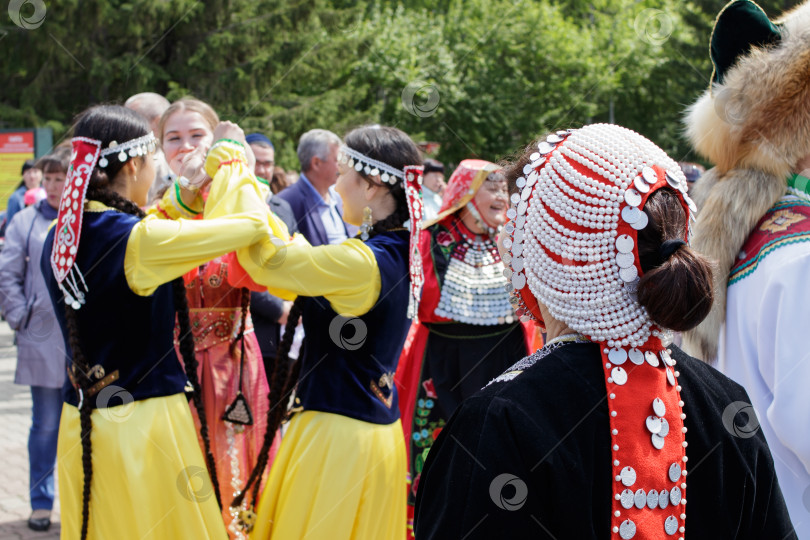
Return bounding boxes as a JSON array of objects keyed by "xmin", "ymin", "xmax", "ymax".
[
  {"xmin": 231, "ymin": 298, "xmax": 304, "ymax": 509},
  {"xmin": 229, "ymin": 288, "xmax": 251, "ymax": 357},
  {"xmin": 64, "ymin": 307, "xmax": 94, "ymax": 540},
  {"xmin": 172, "ymin": 277, "xmax": 222, "ymax": 508}
]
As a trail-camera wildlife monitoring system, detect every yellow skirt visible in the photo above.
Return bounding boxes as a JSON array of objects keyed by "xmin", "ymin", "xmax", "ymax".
[
  {"xmin": 252, "ymin": 411, "xmax": 406, "ymax": 540},
  {"xmin": 58, "ymin": 393, "xmax": 227, "ymax": 540}
]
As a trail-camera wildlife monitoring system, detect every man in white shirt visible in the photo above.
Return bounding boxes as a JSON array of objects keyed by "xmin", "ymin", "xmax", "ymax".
[{"xmin": 683, "ymin": 1, "xmax": 810, "ymax": 535}]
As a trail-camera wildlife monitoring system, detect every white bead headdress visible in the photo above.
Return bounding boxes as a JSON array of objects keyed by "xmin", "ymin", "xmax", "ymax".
[
  {"xmin": 97, "ymin": 132, "xmax": 158, "ymax": 169},
  {"xmin": 338, "ymin": 145, "xmax": 404, "ymax": 185},
  {"xmin": 506, "ymin": 124, "xmax": 697, "ymax": 348}
]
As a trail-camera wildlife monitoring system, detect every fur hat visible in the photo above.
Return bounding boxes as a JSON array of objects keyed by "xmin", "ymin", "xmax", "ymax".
[{"xmin": 683, "ymin": 0, "xmax": 810, "ymax": 360}]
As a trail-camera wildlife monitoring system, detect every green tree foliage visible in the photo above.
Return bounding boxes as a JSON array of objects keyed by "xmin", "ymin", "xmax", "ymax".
[{"xmin": 0, "ymin": 0, "xmax": 801, "ymax": 168}]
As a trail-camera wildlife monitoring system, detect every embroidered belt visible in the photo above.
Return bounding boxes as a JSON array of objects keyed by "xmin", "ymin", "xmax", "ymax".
[
  {"xmin": 67, "ymin": 365, "xmax": 120, "ymax": 397},
  {"xmin": 186, "ymin": 307, "xmax": 253, "ymax": 351}
]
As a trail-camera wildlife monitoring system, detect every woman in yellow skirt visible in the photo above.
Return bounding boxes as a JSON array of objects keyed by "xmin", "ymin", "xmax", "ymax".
[
  {"xmin": 41, "ymin": 105, "xmax": 270, "ymax": 539},
  {"xmin": 210, "ymin": 125, "xmax": 424, "ymax": 539}
]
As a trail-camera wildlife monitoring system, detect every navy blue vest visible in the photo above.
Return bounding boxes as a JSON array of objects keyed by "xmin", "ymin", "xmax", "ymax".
[
  {"xmin": 41, "ymin": 210, "xmax": 188, "ymax": 408},
  {"xmin": 297, "ymin": 230, "xmax": 411, "ymax": 425}
]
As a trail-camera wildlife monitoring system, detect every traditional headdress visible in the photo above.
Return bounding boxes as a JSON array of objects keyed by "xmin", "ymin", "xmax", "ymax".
[
  {"xmin": 506, "ymin": 124, "xmax": 695, "ymax": 539},
  {"xmin": 338, "ymin": 145, "xmax": 424, "ymax": 319},
  {"xmin": 422, "ymin": 159, "xmax": 502, "ymax": 233},
  {"xmin": 51, "ymin": 133, "xmax": 157, "ymax": 309},
  {"xmin": 682, "ymin": 0, "xmax": 810, "ymax": 360}
]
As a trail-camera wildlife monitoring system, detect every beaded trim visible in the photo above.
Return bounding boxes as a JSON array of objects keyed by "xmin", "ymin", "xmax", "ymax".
[
  {"xmin": 487, "ymin": 333, "xmax": 589, "ymax": 386},
  {"xmin": 338, "ymin": 145, "xmax": 404, "ymax": 185},
  {"xmin": 97, "ymin": 132, "xmax": 157, "ymax": 168}
]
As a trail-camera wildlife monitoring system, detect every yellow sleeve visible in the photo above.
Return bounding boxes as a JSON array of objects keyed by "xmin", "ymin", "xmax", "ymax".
[
  {"xmin": 145, "ymin": 180, "xmax": 204, "ymax": 220},
  {"xmin": 197, "ymin": 139, "xmax": 382, "ymax": 316},
  {"xmin": 236, "ymin": 235, "xmax": 382, "ymax": 317},
  {"xmin": 124, "ymin": 140, "xmax": 270, "ymax": 296}
]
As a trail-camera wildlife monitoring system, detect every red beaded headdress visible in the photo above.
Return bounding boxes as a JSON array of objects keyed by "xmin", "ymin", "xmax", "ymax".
[
  {"xmin": 51, "ymin": 133, "xmax": 156, "ymax": 309},
  {"xmin": 505, "ymin": 124, "xmax": 696, "ymax": 540}
]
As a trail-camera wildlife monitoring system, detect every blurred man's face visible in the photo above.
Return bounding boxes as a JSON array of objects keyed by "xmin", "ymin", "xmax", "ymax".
[{"xmin": 251, "ymin": 144, "xmax": 275, "ymax": 181}]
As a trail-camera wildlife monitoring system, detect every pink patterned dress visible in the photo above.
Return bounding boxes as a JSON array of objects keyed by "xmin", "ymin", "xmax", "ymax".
[{"xmin": 178, "ymin": 257, "xmax": 279, "ymax": 539}]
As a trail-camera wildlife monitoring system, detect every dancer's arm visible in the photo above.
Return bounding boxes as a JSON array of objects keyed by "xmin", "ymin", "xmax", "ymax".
[
  {"xmin": 202, "ymin": 141, "xmax": 383, "ymax": 317},
  {"xmin": 124, "ymin": 139, "xmax": 270, "ymax": 296}
]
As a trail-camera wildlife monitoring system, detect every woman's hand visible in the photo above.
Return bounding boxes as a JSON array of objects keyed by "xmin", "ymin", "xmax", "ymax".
[
  {"xmin": 178, "ymin": 145, "xmax": 210, "ymax": 192},
  {"xmin": 213, "ymin": 121, "xmax": 255, "ymax": 171}
]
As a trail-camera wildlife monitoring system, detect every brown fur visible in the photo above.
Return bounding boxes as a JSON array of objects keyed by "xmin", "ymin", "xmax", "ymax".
[{"xmin": 682, "ymin": 0, "xmax": 810, "ymax": 361}]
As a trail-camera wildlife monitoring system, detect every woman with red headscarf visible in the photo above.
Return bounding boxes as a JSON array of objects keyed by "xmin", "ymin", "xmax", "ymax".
[{"xmin": 395, "ymin": 159, "xmax": 535, "ymax": 535}]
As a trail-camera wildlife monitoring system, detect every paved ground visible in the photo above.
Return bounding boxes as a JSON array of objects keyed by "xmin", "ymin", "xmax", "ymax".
[{"xmin": 0, "ymin": 323, "xmax": 60, "ymax": 539}]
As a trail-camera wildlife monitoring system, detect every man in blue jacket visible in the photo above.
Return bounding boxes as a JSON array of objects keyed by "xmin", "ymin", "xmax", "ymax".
[{"xmin": 277, "ymin": 129, "xmax": 349, "ymax": 246}]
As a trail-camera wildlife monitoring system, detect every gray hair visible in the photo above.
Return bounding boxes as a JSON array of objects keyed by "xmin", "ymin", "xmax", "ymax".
[
  {"xmin": 297, "ymin": 129, "xmax": 341, "ymax": 172},
  {"xmin": 125, "ymin": 92, "xmax": 170, "ymax": 122}
]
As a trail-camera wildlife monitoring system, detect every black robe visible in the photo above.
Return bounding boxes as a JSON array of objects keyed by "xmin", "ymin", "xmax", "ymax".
[{"xmin": 414, "ymin": 342, "xmax": 797, "ymax": 539}]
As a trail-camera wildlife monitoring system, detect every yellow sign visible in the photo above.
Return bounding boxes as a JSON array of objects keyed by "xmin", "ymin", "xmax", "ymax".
[{"xmin": 0, "ymin": 132, "xmax": 35, "ymax": 211}]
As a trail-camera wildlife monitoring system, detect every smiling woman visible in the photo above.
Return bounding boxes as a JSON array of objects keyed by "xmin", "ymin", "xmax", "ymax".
[{"xmin": 393, "ymin": 159, "xmax": 535, "ymax": 536}]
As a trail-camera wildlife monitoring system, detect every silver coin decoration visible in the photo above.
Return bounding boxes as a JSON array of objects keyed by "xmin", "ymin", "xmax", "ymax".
[
  {"xmin": 652, "ymin": 433, "xmax": 665, "ymax": 450},
  {"xmin": 620, "ymin": 466, "xmax": 637, "ymax": 487},
  {"xmin": 517, "ymin": 201, "xmax": 528, "ymax": 215},
  {"xmin": 669, "ymin": 486, "xmax": 682, "ymax": 505},
  {"xmin": 616, "ymin": 252, "xmax": 635, "ymax": 268},
  {"xmin": 634, "ymin": 489, "xmax": 646, "ymax": 509},
  {"xmin": 646, "ymin": 415, "xmax": 663, "ymax": 434},
  {"xmin": 529, "ymin": 152, "xmax": 540, "ymax": 162},
  {"xmin": 659, "ymin": 418, "xmax": 670, "ymax": 437},
  {"xmin": 538, "ymin": 141, "xmax": 555, "ymax": 154},
  {"xmin": 669, "ymin": 463, "xmax": 682, "ymax": 482},
  {"xmin": 659, "ymin": 489, "xmax": 669, "ymax": 509},
  {"xmin": 660, "ymin": 349, "xmax": 674, "ymax": 366},
  {"xmin": 624, "ymin": 189, "xmax": 642, "ymax": 207},
  {"xmin": 628, "ymin": 348, "xmax": 644, "ymax": 365},
  {"xmin": 621, "ymin": 489, "xmax": 634, "ymax": 509},
  {"xmin": 620, "ymin": 520, "xmax": 636, "ymax": 540},
  {"xmin": 665, "ymin": 515, "xmax": 679, "ymax": 535},
  {"xmin": 512, "ymin": 272, "xmax": 526, "ymax": 290},
  {"xmin": 523, "ymin": 164, "xmax": 533, "ymax": 175},
  {"xmin": 620, "ymin": 265, "xmax": 639, "ymax": 283},
  {"xmin": 666, "ymin": 367, "xmax": 675, "ymax": 386},
  {"xmin": 622, "ymin": 206, "xmax": 642, "ymax": 224},
  {"xmin": 642, "ymin": 167, "xmax": 658, "ymax": 184},
  {"xmin": 686, "ymin": 197, "xmax": 697, "ymax": 212},
  {"xmin": 609, "ymin": 348, "xmax": 628, "ymax": 365},
  {"xmin": 616, "ymin": 235, "xmax": 635, "ymax": 253},
  {"xmin": 547, "ymin": 134, "xmax": 564, "ymax": 144},
  {"xmin": 634, "ymin": 176, "xmax": 650, "ymax": 193},
  {"xmin": 666, "ymin": 171, "xmax": 680, "ymax": 189},
  {"xmin": 645, "ymin": 351, "xmax": 660, "ymax": 367},
  {"xmin": 516, "ymin": 177, "xmax": 526, "ymax": 189},
  {"xmin": 630, "ymin": 212, "xmax": 649, "ymax": 230},
  {"xmin": 653, "ymin": 398, "xmax": 666, "ymax": 417},
  {"xmin": 511, "ymin": 193, "xmax": 520, "ymax": 204},
  {"xmin": 647, "ymin": 489, "xmax": 659, "ymax": 509},
  {"xmin": 611, "ymin": 366, "xmax": 628, "ymax": 385}
]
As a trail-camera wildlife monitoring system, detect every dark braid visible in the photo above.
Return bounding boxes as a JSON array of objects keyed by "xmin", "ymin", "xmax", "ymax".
[
  {"xmin": 229, "ymin": 288, "xmax": 251, "ymax": 357},
  {"xmin": 64, "ymin": 307, "xmax": 94, "ymax": 540},
  {"xmin": 172, "ymin": 275, "xmax": 222, "ymax": 508},
  {"xmin": 73, "ymin": 185, "xmax": 222, "ymax": 513},
  {"xmin": 231, "ymin": 298, "xmax": 304, "ymax": 509}
]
